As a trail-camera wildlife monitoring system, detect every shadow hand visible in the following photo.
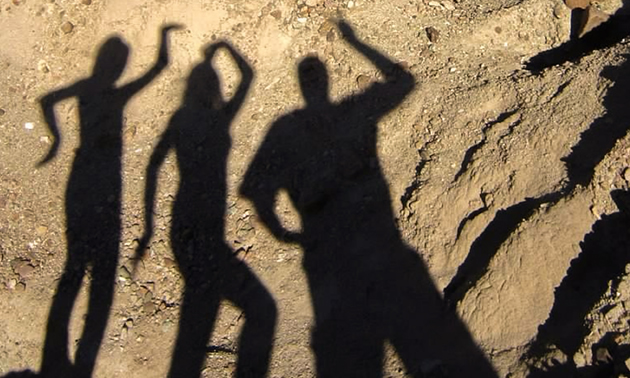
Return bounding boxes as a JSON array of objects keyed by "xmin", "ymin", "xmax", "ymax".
[{"xmin": 337, "ymin": 20, "xmax": 356, "ymax": 40}]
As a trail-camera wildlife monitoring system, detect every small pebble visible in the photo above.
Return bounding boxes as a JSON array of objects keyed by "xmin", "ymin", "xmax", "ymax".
[
  {"xmin": 425, "ymin": 26, "xmax": 440, "ymax": 43},
  {"xmin": 36, "ymin": 225, "xmax": 48, "ymax": 236},
  {"xmin": 118, "ymin": 265, "xmax": 132, "ymax": 281},
  {"xmin": 16, "ymin": 282, "xmax": 26, "ymax": 292},
  {"xmin": 270, "ymin": 10, "xmax": 281, "ymax": 19},
  {"xmin": 61, "ymin": 21, "xmax": 74, "ymax": 34},
  {"xmin": 81, "ymin": 0, "xmax": 92, "ymax": 4},
  {"xmin": 442, "ymin": 0, "xmax": 455, "ymax": 10},
  {"xmin": 11, "ymin": 0, "xmax": 21, "ymax": 5},
  {"xmin": 0, "ymin": 109, "xmax": 5, "ymax": 116},
  {"xmin": 24, "ymin": 122, "xmax": 34, "ymax": 130},
  {"xmin": 356, "ymin": 75, "xmax": 371, "ymax": 90}
]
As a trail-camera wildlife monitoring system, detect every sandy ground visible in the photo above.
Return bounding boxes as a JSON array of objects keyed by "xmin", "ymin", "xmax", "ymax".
[{"xmin": 2, "ymin": 0, "xmax": 630, "ymax": 377}]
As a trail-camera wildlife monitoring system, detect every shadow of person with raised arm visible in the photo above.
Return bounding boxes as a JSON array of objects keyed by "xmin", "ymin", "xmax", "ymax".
[
  {"xmin": 37, "ymin": 25, "xmax": 179, "ymax": 378},
  {"xmin": 240, "ymin": 20, "xmax": 497, "ymax": 378},
  {"xmin": 134, "ymin": 41, "xmax": 277, "ymax": 378}
]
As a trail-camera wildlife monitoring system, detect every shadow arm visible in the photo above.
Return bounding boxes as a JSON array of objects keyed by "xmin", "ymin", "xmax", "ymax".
[
  {"xmin": 222, "ymin": 43, "xmax": 254, "ymax": 118},
  {"xmin": 38, "ymin": 83, "xmax": 81, "ymax": 166},
  {"xmin": 337, "ymin": 20, "xmax": 415, "ymax": 115},
  {"xmin": 133, "ymin": 132, "xmax": 172, "ymax": 270},
  {"xmin": 120, "ymin": 24, "xmax": 181, "ymax": 98}
]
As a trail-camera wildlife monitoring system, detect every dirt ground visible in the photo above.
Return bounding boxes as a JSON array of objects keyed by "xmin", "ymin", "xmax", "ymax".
[{"xmin": 2, "ymin": 0, "xmax": 630, "ymax": 377}]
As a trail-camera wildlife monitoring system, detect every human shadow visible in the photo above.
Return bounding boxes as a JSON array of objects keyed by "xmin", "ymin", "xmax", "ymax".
[
  {"xmin": 526, "ymin": 1, "xmax": 630, "ymax": 72},
  {"xmin": 239, "ymin": 20, "xmax": 497, "ymax": 377},
  {"xmin": 444, "ymin": 10, "xmax": 630, "ymax": 306},
  {"xmin": 135, "ymin": 41, "xmax": 277, "ymax": 378},
  {"xmin": 36, "ymin": 25, "xmax": 179, "ymax": 378}
]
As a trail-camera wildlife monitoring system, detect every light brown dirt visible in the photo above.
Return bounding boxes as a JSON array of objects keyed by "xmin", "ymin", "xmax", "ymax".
[{"xmin": 2, "ymin": 0, "xmax": 630, "ymax": 377}]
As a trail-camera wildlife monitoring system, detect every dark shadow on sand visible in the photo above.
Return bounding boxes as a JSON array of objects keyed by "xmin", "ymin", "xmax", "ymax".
[{"xmin": 239, "ymin": 20, "xmax": 497, "ymax": 378}]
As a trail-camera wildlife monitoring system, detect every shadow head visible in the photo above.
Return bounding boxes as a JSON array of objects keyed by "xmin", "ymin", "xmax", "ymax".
[
  {"xmin": 298, "ymin": 56, "xmax": 329, "ymax": 106},
  {"xmin": 181, "ymin": 49, "xmax": 223, "ymax": 109},
  {"xmin": 91, "ymin": 36, "xmax": 130, "ymax": 86}
]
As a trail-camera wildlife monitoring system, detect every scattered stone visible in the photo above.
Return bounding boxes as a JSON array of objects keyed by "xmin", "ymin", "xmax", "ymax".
[
  {"xmin": 118, "ymin": 265, "xmax": 132, "ymax": 282},
  {"xmin": 494, "ymin": 26, "xmax": 502, "ymax": 34},
  {"xmin": 595, "ymin": 347, "xmax": 612, "ymax": 364},
  {"xmin": 11, "ymin": 0, "xmax": 22, "ymax": 5},
  {"xmin": 143, "ymin": 301, "xmax": 156, "ymax": 314},
  {"xmin": 24, "ymin": 122, "xmax": 34, "ymax": 130},
  {"xmin": 574, "ymin": 351, "xmax": 588, "ymax": 367},
  {"xmin": 36, "ymin": 225, "xmax": 48, "ymax": 236},
  {"xmin": 347, "ymin": 1, "xmax": 354, "ymax": 8},
  {"xmin": 270, "ymin": 10, "xmax": 281, "ymax": 19},
  {"xmin": 12, "ymin": 260, "xmax": 35, "ymax": 279},
  {"xmin": 577, "ymin": 6, "xmax": 610, "ymax": 38},
  {"xmin": 6, "ymin": 278, "xmax": 17, "ymax": 290},
  {"xmin": 37, "ymin": 60, "xmax": 50, "ymax": 73},
  {"xmin": 565, "ymin": 0, "xmax": 590, "ymax": 10},
  {"xmin": 305, "ymin": 0, "xmax": 318, "ymax": 6},
  {"xmin": 356, "ymin": 74, "xmax": 371, "ymax": 90},
  {"xmin": 81, "ymin": 0, "xmax": 92, "ymax": 4},
  {"xmin": 163, "ymin": 257, "xmax": 176, "ymax": 269},
  {"xmin": 0, "ymin": 109, "xmax": 5, "ymax": 116},
  {"xmin": 442, "ymin": 0, "xmax": 455, "ymax": 11},
  {"xmin": 428, "ymin": 1, "xmax": 442, "ymax": 8},
  {"xmin": 425, "ymin": 26, "xmax": 440, "ymax": 43},
  {"xmin": 326, "ymin": 30, "xmax": 335, "ymax": 42},
  {"xmin": 61, "ymin": 21, "xmax": 74, "ymax": 34},
  {"xmin": 16, "ymin": 282, "xmax": 26, "ymax": 291},
  {"xmin": 318, "ymin": 19, "xmax": 335, "ymax": 36}
]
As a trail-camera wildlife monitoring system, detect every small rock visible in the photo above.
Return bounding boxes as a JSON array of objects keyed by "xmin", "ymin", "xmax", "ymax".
[
  {"xmin": 270, "ymin": 10, "xmax": 282, "ymax": 19},
  {"xmin": 36, "ymin": 225, "xmax": 48, "ymax": 236},
  {"xmin": 595, "ymin": 347, "xmax": 612, "ymax": 364},
  {"xmin": 13, "ymin": 261, "xmax": 35, "ymax": 279},
  {"xmin": 11, "ymin": 0, "xmax": 22, "ymax": 5},
  {"xmin": 574, "ymin": 351, "xmax": 588, "ymax": 367},
  {"xmin": 163, "ymin": 257, "xmax": 177, "ymax": 269},
  {"xmin": 305, "ymin": 0, "xmax": 318, "ymax": 6},
  {"xmin": 61, "ymin": 21, "xmax": 74, "ymax": 34},
  {"xmin": 441, "ymin": 0, "xmax": 455, "ymax": 11},
  {"xmin": 6, "ymin": 278, "xmax": 17, "ymax": 290},
  {"xmin": 347, "ymin": 0, "xmax": 354, "ymax": 8},
  {"xmin": 356, "ymin": 75, "xmax": 371, "ymax": 90},
  {"xmin": 118, "ymin": 265, "xmax": 132, "ymax": 281},
  {"xmin": 81, "ymin": 0, "xmax": 92, "ymax": 4},
  {"xmin": 16, "ymin": 282, "xmax": 26, "ymax": 291},
  {"xmin": 24, "ymin": 122, "xmax": 34, "ymax": 130},
  {"xmin": 38, "ymin": 60, "xmax": 50, "ymax": 73},
  {"xmin": 143, "ymin": 301, "xmax": 156, "ymax": 314},
  {"xmin": 0, "ymin": 109, "xmax": 5, "ymax": 116},
  {"xmin": 578, "ymin": 6, "xmax": 609, "ymax": 38},
  {"xmin": 428, "ymin": 1, "xmax": 442, "ymax": 8},
  {"xmin": 326, "ymin": 30, "xmax": 335, "ymax": 42},
  {"xmin": 565, "ymin": 0, "xmax": 590, "ymax": 10},
  {"xmin": 318, "ymin": 19, "xmax": 335, "ymax": 36},
  {"xmin": 425, "ymin": 26, "xmax": 440, "ymax": 43}
]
